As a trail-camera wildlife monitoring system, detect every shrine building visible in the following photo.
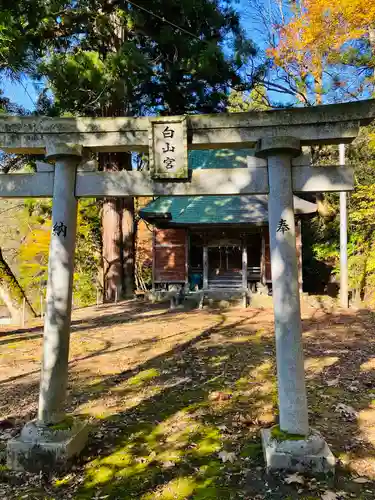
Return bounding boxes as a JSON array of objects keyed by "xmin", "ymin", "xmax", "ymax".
[{"xmin": 140, "ymin": 150, "xmax": 317, "ymax": 292}]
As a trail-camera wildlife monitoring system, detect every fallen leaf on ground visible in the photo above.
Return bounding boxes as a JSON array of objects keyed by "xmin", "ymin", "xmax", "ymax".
[
  {"xmin": 209, "ymin": 391, "xmax": 232, "ymax": 401},
  {"xmin": 284, "ymin": 473, "xmax": 304, "ymax": 485},
  {"xmin": 218, "ymin": 450, "xmax": 236, "ymax": 463},
  {"xmin": 348, "ymin": 384, "xmax": 359, "ymax": 392},
  {"xmin": 352, "ymin": 477, "xmax": 369, "ymax": 483},
  {"xmin": 162, "ymin": 460, "xmax": 175, "ymax": 469},
  {"xmin": 334, "ymin": 403, "xmax": 357, "ymax": 419},
  {"xmin": 321, "ymin": 491, "xmax": 339, "ymax": 500},
  {"xmin": 217, "ymin": 424, "xmax": 228, "ymax": 431},
  {"xmin": 326, "ymin": 378, "xmax": 339, "ymax": 387}
]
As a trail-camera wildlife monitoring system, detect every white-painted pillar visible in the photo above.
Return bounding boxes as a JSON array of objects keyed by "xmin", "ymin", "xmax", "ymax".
[
  {"xmin": 339, "ymin": 144, "xmax": 349, "ymax": 308},
  {"xmin": 296, "ymin": 220, "xmax": 303, "ymax": 293},
  {"xmin": 203, "ymin": 246, "xmax": 208, "ymax": 289},
  {"xmin": 256, "ymin": 137, "xmax": 309, "ymax": 436},
  {"xmin": 242, "ymin": 241, "xmax": 248, "ymax": 289},
  {"xmin": 260, "ymin": 231, "xmax": 266, "ymax": 285},
  {"xmin": 37, "ymin": 144, "xmax": 82, "ymax": 425}
]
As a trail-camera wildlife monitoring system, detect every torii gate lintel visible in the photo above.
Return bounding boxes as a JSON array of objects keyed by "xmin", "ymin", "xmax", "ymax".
[{"xmin": 1, "ymin": 97, "xmax": 375, "ymax": 155}]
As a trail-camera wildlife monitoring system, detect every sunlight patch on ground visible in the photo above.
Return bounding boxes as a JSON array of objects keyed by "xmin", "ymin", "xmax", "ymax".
[
  {"xmin": 347, "ymin": 457, "xmax": 375, "ymax": 479},
  {"xmin": 127, "ymin": 368, "xmax": 160, "ymax": 386},
  {"xmin": 141, "ymin": 477, "xmax": 197, "ymax": 500},
  {"xmin": 358, "ymin": 406, "xmax": 375, "ymax": 463},
  {"xmin": 77, "ymin": 384, "xmax": 165, "ymax": 417},
  {"xmin": 360, "ymin": 358, "xmax": 375, "ymax": 372},
  {"xmin": 249, "ymin": 359, "xmax": 274, "ymax": 381},
  {"xmin": 80, "ymin": 412, "xmax": 224, "ymax": 498},
  {"xmin": 304, "ymin": 356, "xmax": 339, "ymax": 377},
  {"xmin": 224, "ymin": 328, "xmax": 270, "ymax": 345}
]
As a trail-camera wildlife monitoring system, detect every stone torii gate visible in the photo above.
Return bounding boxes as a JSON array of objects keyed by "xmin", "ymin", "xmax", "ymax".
[{"xmin": 1, "ymin": 100, "xmax": 374, "ymax": 473}]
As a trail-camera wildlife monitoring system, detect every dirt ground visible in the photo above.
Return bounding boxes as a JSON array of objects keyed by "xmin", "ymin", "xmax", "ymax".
[{"xmin": 0, "ymin": 300, "xmax": 374, "ymax": 499}]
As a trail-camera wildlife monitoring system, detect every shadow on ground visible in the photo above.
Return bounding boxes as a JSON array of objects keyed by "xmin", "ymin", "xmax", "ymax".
[
  {"xmin": 1, "ymin": 305, "xmax": 375, "ymax": 499},
  {"xmin": 0, "ymin": 301, "xmax": 177, "ymax": 345}
]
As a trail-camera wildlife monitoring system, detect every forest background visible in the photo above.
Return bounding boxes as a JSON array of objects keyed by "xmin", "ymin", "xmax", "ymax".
[{"xmin": 1, "ymin": 0, "xmax": 375, "ymax": 319}]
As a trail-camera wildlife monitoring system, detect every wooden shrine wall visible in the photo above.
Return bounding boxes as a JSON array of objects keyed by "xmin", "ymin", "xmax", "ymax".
[
  {"xmin": 153, "ymin": 228, "xmax": 187, "ymax": 283},
  {"xmin": 263, "ymin": 228, "xmax": 272, "ymax": 282},
  {"xmin": 153, "ymin": 225, "xmax": 302, "ymax": 287}
]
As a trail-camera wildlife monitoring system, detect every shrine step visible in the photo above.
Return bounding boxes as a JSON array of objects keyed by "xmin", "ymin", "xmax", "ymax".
[
  {"xmin": 208, "ymin": 280, "xmax": 243, "ymax": 289},
  {"xmin": 208, "ymin": 285, "xmax": 243, "ymax": 290}
]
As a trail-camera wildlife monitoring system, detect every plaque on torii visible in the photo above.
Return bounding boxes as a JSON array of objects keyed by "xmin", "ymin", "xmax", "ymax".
[
  {"xmin": 149, "ymin": 116, "xmax": 188, "ymax": 179},
  {"xmin": 1, "ymin": 100, "xmax": 375, "ymax": 473}
]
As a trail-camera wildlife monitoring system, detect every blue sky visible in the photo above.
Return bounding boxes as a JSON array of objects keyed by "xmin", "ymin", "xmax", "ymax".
[{"xmin": 3, "ymin": 79, "xmax": 39, "ymax": 110}]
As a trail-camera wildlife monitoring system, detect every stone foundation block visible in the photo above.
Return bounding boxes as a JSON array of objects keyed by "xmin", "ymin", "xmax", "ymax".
[
  {"xmin": 261, "ymin": 428, "xmax": 335, "ymax": 474},
  {"xmin": 7, "ymin": 418, "xmax": 89, "ymax": 472}
]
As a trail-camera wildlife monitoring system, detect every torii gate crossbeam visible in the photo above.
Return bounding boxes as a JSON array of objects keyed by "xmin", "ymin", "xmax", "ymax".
[{"xmin": 0, "ymin": 98, "xmax": 374, "ymax": 153}]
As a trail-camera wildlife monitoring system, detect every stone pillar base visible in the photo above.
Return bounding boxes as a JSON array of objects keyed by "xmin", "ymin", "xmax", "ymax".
[
  {"xmin": 7, "ymin": 418, "xmax": 89, "ymax": 472},
  {"xmin": 261, "ymin": 427, "xmax": 335, "ymax": 474}
]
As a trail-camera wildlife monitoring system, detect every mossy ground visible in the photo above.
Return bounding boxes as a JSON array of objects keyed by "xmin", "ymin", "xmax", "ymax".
[{"xmin": 0, "ymin": 301, "xmax": 374, "ymax": 498}]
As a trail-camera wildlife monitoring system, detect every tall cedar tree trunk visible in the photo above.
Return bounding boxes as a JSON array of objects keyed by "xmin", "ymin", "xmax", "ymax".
[
  {"xmin": 99, "ymin": 10, "xmax": 135, "ymax": 303},
  {"xmin": 101, "ymin": 152, "xmax": 135, "ymax": 302},
  {"xmin": 0, "ymin": 247, "xmax": 36, "ymax": 321},
  {"xmin": 122, "ymin": 195, "xmax": 135, "ymax": 297}
]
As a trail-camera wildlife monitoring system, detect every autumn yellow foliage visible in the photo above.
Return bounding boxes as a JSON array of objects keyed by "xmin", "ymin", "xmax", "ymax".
[
  {"xmin": 18, "ymin": 199, "xmax": 101, "ymax": 308},
  {"xmin": 19, "ymin": 223, "xmax": 51, "ymax": 282},
  {"xmin": 269, "ymin": 0, "xmax": 375, "ymax": 97}
]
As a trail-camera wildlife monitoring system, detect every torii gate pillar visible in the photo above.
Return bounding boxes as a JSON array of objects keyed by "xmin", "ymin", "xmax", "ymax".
[
  {"xmin": 38, "ymin": 144, "xmax": 82, "ymax": 424},
  {"xmin": 256, "ymin": 137, "xmax": 335, "ymax": 473},
  {"xmin": 8, "ymin": 144, "xmax": 89, "ymax": 471}
]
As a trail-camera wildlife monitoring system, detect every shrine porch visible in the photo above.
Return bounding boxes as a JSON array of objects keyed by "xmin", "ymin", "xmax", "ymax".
[{"xmin": 140, "ymin": 193, "xmax": 314, "ymax": 297}]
